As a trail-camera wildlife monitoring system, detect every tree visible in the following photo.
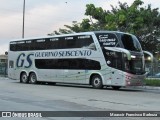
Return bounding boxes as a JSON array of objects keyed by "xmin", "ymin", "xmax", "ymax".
[{"xmin": 48, "ymin": 0, "xmax": 160, "ymax": 53}]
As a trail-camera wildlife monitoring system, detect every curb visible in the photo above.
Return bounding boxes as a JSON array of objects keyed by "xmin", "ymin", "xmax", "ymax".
[{"xmin": 136, "ymin": 86, "xmax": 160, "ymax": 90}]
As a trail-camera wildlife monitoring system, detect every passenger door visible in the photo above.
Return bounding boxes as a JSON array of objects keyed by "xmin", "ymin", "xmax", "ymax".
[{"xmin": 110, "ymin": 56, "xmax": 124, "ymax": 86}]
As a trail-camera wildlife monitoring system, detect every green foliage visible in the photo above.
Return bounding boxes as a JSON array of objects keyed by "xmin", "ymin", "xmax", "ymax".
[
  {"xmin": 145, "ymin": 79, "xmax": 160, "ymax": 86},
  {"xmin": 48, "ymin": 0, "xmax": 160, "ymax": 53}
]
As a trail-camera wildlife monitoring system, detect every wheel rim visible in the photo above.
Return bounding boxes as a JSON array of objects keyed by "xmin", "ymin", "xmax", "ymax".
[
  {"xmin": 22, "ymin": 74, "xmax": 27, "ymax": 82},
  {"xmin": 30, "ymin": 74, "xmax": 36, "ymax": 83},
  {"xmin": 94, "ymin": 77, "xmax": 101, "ymax": 87}
]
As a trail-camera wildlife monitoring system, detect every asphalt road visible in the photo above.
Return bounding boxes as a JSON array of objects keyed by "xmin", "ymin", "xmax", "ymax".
[{"xmin": 0, "ymin": 77, "xmax": 160, "ymax": 120}]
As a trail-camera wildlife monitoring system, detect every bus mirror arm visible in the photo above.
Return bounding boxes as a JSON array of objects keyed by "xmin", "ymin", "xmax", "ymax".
[{"xmin": 124, "ymin": 51, "xmax": 131, "ymax": 60}]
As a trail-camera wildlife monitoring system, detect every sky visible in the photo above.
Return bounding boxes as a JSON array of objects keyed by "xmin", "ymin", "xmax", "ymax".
[{"xmin": 0, "ymin": 0, "xmax": 159, "ymax": 54}]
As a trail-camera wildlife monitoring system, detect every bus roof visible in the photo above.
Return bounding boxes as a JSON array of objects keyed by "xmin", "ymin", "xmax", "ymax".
[{"xmin": 9, "ymin": 31, "xmax": 132, "ymax": 42}]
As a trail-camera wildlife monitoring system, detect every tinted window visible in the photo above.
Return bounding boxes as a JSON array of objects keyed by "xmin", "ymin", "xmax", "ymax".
[
  {"xmin": 10, "ymin": 35, "xmax": 96, "ymax": 51},
  {"xmin": 104, "ymin": 49, "xmax": 123, "ymax": 70},
  {"xmin": 128, "ymin": 59, "xmax": 144, "ymax": 74},
  {"xmin": 96, "ymin": 33, "xmax": 120, "ymax": 47},
  {"xmin": 35, "ymin": 59, "xmax": 101, "ymax": 70},
  {"xmin": 121, "ymin": 34, "xmax": 142, "ymax": 52}
]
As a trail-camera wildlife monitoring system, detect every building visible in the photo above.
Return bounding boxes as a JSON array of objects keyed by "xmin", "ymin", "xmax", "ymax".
[{"xmin": 0, "ymin": 55, "xmax": 8, "ymax": 76}]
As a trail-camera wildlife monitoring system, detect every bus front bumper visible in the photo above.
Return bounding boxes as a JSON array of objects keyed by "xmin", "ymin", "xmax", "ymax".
[{"xmin": 125, "ymin": 73, "xmax": 146, "ymax": 86}]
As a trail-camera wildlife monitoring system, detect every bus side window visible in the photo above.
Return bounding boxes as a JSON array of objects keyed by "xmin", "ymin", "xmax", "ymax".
[
  {"xmin": 76, "ymin": 35, "xmax": 96, "ymax": 50},
  {"xmin": 10, "ymin": 44, "xmax": 16, "ymax": 51},
  {"xmin": 85, "ymin": 59, "xmax": 101, "ymax": 70},
  {"xmin": 105, "ymin": 51, "xmax": 123, "ymax": 70}
]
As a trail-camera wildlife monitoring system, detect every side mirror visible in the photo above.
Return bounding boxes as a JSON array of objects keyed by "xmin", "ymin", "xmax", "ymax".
[{"xmin": 5, "ymin": 51, "xmax": 8, "ymax": 55}]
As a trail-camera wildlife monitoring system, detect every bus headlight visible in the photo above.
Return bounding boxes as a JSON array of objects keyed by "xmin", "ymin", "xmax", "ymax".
[{"xmin": 131, "ymin": 55, "xmax": 136, "ymax": 59}]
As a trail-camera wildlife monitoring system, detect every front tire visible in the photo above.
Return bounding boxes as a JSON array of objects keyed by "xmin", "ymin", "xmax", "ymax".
[
  {"xmin": 20, "ymin": 72, "xmax": 28, "ymax": 83},
  {"xmin": 91, "ymin": 75, "xmax": 103, "ymax": 89},
  {"xmin": 29, "ymin": 73, "xmax": 37, "ymax": 84}
]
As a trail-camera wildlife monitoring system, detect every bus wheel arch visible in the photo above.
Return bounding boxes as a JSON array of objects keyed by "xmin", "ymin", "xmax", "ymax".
[
  {"xmin": 20, "ymin": 71, "xmax": 29, "ymax": 83},
  {"xmin": 29, "ymin": 72, "xmax": 37, "ymax": 84},
  {"xmin": 90, "ymin": 74, "xmax": 103, "ymax": 89}
]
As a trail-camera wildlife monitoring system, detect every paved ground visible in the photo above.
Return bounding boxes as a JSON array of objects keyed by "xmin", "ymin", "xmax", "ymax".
[{"xmin": 0, "ymin": 77, "xmax": 160, "ymax": 120}]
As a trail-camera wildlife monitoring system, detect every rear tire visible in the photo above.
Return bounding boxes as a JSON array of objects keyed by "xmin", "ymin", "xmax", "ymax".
[
  {"xmin": 20, "ymin": 72, "xmax": 28, "ymax": 83},
  {"xmin": 29, "ymin": 73, "xmax": 37, "ymax": 84},
  {"xmin": 91, "ymin": 75, "xmax": 103, "ymax": 89}
]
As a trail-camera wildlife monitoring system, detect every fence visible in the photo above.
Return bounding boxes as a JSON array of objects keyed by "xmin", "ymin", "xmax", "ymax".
[
  {"xmin": 145, "ymin": 57, "xmax": 160, "ymax": 77},
  {"xmin": 0, "ymin": 62, "xmax": 7, "ymax": 77}
]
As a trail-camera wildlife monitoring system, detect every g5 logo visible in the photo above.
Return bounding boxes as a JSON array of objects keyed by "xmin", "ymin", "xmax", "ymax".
[{"xmin": 16, "ymin": 53, "xmax": 34, "ymax": 68}]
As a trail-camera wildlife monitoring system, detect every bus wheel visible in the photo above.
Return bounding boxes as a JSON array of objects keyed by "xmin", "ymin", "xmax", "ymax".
[
  {"xmin": 20, "ymin": 72, "xmax": 28, "ymax": 83},
  {"xmin": 112, "ymin": 86, "xmax": 121, "ymax": 90},
  {"xmin": 91, "ymin": 75, "xmax": 103, "ymax": 89},
  {"xmin": 29, "ymin": 73, "xmax": 37, "ymax": 84}
]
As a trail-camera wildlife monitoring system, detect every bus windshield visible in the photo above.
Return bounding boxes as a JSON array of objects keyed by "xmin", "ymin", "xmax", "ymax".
[
  {"xmin": 120, "ymin": 34, "xmax": 142, "ymax": 52},
  {"xmin": 96, "ymin": 32, "xmax": 142, "ymax": 52}
]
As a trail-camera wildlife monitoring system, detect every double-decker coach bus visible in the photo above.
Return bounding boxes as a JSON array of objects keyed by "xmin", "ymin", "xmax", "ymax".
[{"xmin": 8, "ymin": 31, "xmax": 146, "ymax": 89}]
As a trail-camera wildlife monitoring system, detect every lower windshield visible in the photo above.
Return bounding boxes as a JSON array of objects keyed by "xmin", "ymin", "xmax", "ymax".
[{"xmin": 125, "ymin": 59, "xmax": 145, "ymax": 75}]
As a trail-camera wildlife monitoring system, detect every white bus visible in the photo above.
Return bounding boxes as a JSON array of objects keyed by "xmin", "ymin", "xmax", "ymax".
[{"xmin": 8, "ymin": 31, "xmax": 146, "ymax": 89}]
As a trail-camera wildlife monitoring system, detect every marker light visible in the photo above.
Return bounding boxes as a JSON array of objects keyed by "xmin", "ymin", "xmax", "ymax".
[{"xmin": 131, "ymin": 55, "xmax": 136, "ymax": 58}]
